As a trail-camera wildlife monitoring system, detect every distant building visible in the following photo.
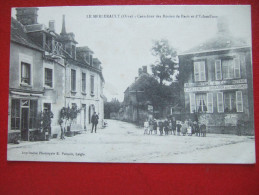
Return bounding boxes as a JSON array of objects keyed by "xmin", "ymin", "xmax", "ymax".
[
  {"xmin": 178, "ymin": 17, "xmax": 254, "ymax": 134},
  {"xmin": 122, "ymin": 66, "xmax": 176, "ymax": 124},
  {"xmin": 8, "ymin": 8, "xmax": 105, "ymax": 142}
]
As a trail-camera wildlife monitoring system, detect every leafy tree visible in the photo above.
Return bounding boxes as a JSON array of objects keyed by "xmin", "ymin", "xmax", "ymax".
[
  {"xmin": 104, "ymin": 98, "xmax": 121, "ymax": 119},
  {"xmin": 58, "ymin": 104, "xmax": 81, "ymax": 138},
  {"xmin": 151, "ymin": 39, "xmax": 178, "ymax": 85}
]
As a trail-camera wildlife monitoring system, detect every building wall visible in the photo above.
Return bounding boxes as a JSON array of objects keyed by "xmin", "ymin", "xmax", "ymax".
[
  {"xmin": 65, "ymin": 63, "xmax": 104, "ymax": 131},
  {"xmin": 179, "ymin": 48, "xmax": 254, "ymax": 134}
]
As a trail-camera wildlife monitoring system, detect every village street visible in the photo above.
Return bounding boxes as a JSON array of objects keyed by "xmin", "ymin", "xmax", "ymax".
[{"xmin": 8, "ymin": 120, "xmax": 255, "ymax": 163}]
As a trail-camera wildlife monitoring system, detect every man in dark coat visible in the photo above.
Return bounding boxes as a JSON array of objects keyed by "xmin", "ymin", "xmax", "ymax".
[{"xmin": 91, "ymin": 112, "xmax": 99, "ymax": 133}]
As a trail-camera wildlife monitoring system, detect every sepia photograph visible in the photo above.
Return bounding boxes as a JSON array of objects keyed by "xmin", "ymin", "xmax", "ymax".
[{"xmin": 7, "ymin": 5, "xmax": 255, "ymax": 163}]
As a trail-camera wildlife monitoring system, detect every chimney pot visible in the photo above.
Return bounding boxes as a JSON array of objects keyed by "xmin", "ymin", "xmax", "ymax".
[{"xmin": 49, "ymin": 20, "xmax": 55, "ymax": 32}]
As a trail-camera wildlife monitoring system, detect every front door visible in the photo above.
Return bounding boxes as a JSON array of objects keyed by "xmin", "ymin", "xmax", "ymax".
[{"xmin": 21, "ymin": 107, "xmax": 29, "ymax": 141}]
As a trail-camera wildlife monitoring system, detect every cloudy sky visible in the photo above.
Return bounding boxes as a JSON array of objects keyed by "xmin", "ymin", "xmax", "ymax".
[{"xmin": 12, "ymin": 5, "xmax": 251, "ymax": 101}]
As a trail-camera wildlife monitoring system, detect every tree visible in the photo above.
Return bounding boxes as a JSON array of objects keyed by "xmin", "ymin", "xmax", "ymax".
[
  {"xmin": 58, "ymin": 104, "xmax": 81, "ymax": 138},
  {"xmin": 151, "ymin": 39, "xmax": 178, "ymax": 85},
  {"xmin": 104, "ymin": 98, "xmax": 121, "ymax": 119}
]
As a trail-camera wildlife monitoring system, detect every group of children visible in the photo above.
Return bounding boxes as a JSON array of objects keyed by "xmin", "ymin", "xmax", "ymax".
[{"xmin": 144, "ymin": 117, "xmax": 206, "ymax": 137}]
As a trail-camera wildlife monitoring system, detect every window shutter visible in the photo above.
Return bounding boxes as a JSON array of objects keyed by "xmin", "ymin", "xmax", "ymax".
[
  {"xmin": 189, "ymin": 93, "xmax": 196, "ymax": 113},
  {"xmin": 236, "ymin": 91, "xmax": 243, "ymax": 112},
  {"xmin": 234, "ymin": 57, "xmax": 241, "ymax": 78},
  {"xmin": 194, "ymin": 62, "xmax": 199, "ymax": 82},
  {"xmin": 215, "ymin": 60, "xmax": 222, "ymax": 80},
  {"xmin": 217, "ymin": 92, "xmax": 224, "ymax": 113},
  {"xmin": 200, "ymin": 61, "xmax": 206, "ymax": 81},
  {"xmin": 207, "ymin": 93, "xmax": 213, "ymax": 113}
]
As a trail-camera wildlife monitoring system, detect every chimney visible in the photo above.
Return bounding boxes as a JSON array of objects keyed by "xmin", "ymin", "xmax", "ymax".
[
  {"xmin": 142, "ymin": 66, "xmax": 147, "ymax": 74},
  {"xmin": 16, "ymin": 7, "xmax": 39, "ymax": 25},
  {"xmin": 61, "ymin": 15, "xmax": 67, "ymax": 35},
  {"xmin": 49, "ymin": 20, "xmax": 55, "ymax": 32},
  {"xmin": 217, "ymin": 16, "xmax": 230, "ymax": 34},
  {"xmin": 138, "ymin": 68, "xmax": 143, "ymax": 76}
]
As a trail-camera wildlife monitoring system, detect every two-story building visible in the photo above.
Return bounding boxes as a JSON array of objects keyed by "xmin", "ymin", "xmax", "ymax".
[
  {"xmin": 8, "ymin": 7, "xmax": 104, "ymax": 142},
  {"xmin": 179, "ymin": 18, "xmax": 254, "ymax": 134}
]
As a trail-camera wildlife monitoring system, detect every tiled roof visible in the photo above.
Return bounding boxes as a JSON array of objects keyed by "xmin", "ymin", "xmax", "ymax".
[
  {"xmin": 10, "ymin": 17, "xmax": 43, "ymax": 51},
  {"xmin": 182, "ymin": 33, "xmax": 250, "ymax": 55}
]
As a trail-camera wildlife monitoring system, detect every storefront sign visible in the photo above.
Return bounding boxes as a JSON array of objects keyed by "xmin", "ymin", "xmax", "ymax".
[
  {"xmin": 184, "ymin": 84, "xmax": 247, "ymax": 92},
  {"xmin": 184, "ymin": 79, "xmax": 247, "ymax": 88}
]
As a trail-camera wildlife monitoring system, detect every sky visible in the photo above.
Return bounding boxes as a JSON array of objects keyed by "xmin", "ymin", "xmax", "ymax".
[{"xmin": 11, "ymin": 5, "xmax": 251, "ymax": 101}]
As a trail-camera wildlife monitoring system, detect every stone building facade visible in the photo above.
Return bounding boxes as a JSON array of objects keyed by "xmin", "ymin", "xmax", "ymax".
[
  {"xmin": 178, "ymin": 18, "xmax": 254, "ymax": 134},
  {"xmin": 8, "ymin": 8, "xmax": 104, "ymax": 142}
]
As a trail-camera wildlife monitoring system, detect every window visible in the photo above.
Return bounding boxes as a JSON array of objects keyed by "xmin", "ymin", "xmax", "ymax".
[
  {"xmin": 222, "ymin": 58, "xmax": 240, "ymax": 80},
  {"xmin": 207, "ymin": 93, "xmax": 213, "ymax": 113},
  {"xmin": 90, "ymin": 75, "xmax": 94, "ymax": 95},
  {"xmin": 224, "ymin": 92, "xmax": 236, "ymax": 112},
  {"xmin": 29, "ymin": 100, "xmax": 37, "ymax": 129},
  {"xmin": 196, "ymin": 94, "xmax": 207, "ymax": 112},
  {"xmin": 11, "ymin": 99, "xmax": 20, "ymax": 130},
  {"xmin": 194, "ymin": 61, "xmax": 206, "ymax": 82},
  {"xmin": 189, "ymin": 93, "xmax": 196, "ymax": 113},
  {"xmin": 82, "ymin": 72, "xmax": 86, "ymax": 93},
  {"xmin": 236, "ymin": 91, "xmax": 243, "ymax": 112},
  {"xmin": 215, "ymin": 60, "xmax": 222, "ymax": 80},
  {"xmin": 44, "ymin": 68, "xmax": 53, "ymax": 88},
  {"xmin": 71, "ymin": 69, "xmax": 76, "ymax": 92},
  {"xmin": 217, "ymin": 92, "xmax": 224, "ymax": 113},
  {"xmin": 21, "ymin": 62, "xmax": 31, "ymax": 85}
]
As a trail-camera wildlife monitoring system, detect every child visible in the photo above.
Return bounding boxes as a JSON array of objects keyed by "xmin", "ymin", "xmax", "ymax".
[{"xmin": 144, "ymin": 120, "xmax": 149, "ymax": 135}]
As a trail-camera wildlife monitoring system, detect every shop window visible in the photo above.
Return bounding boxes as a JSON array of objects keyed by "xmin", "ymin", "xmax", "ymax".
[
  {"xmin": 29, "ymin": 100, "xmax": 37, "ymax": 129},
  {"xmin": 11, "ymin": 99, "xmax": 20, "ymax": 130},
  {"xmin": 189, "ymin": 93, "xmax": 196, "ymax": 113},
  {"xmin": 207, "ymin": 93, "xmax": 213, "ymax": 113},
  {"xmin": 224, "ymin": 92, "xmax": 236, "ymax": 113},
  {"xmin": 21, "ymin": 62, "xmax": 31, "ymax": 85},
  {"xmin": 194, "ymin": 61, "xmax": 206, "ymax": 82},
  {"xmin": 236, "ymin": 91, "xmax": 243, "ymax": 112},
  {"xmin": 196, "ymin": 93, "xmax": 207, "ymax": 112},
  {"xmin": 217, "ymin": 92, "xmax": 224, "ymax": 113},
  {"xmin": 44, "ymin": 68, "xmax": 53, "ymax": 88},
  {"xmin": 71, "ymin": 69, "xmax": 76, "ymax": 92},
  {"xmin": 82, "ymin": 72, "xmax": 86, "ymax": 93}
]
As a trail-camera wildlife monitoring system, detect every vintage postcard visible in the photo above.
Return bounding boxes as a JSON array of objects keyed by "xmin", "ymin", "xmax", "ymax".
[{"xmin": 7, "ymin": 5, "xmax": 255, "ymax": 163}]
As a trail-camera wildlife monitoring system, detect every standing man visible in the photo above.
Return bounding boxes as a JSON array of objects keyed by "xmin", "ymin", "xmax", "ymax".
[{"xmin": 91, "ymin": 112, "xmax": 99, "ymax": 133}]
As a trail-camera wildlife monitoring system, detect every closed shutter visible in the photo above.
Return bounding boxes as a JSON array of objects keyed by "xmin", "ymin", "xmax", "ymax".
[
  {"xmin": 236, "ymin": 91, "xmax": 243, "ymax": 112},
  {"xmin": 207, "ymin": 93, "xmax": 213, "ymax": 113},
  {"xmin": 234, "ymin": 57, "xmax": 241, "ymax": 78},
  {"xmin": 189, "ymin": 93, "xmax": 196, "ymax": 113},
  {"xmin": 215, "ymin": 60, "xmax": 222, "ymax": 80},
  {"xmin": 217, "ymin": 92, "xmax": 224, "ymax": 113},
  {"xmin": 200, "ymin": 61, "xmax": 206, "ymax": 81},
  {"xmin": 194, "ymin": 62, "xmax": 199, "ymax": 82}
]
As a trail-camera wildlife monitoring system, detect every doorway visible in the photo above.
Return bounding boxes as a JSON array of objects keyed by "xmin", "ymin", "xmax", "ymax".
[{"xmin": 21, "ymin": 107, "xmax": 29, "ymax": 141}]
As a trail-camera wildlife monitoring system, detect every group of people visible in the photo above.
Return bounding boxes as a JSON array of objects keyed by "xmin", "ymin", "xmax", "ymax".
[{"xmin": 144, "ymin": 117, "xmax": 206, "ymax": 137}]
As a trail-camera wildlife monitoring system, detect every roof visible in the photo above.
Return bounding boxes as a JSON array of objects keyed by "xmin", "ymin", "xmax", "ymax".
[
  {"xmin": 10, "ymin": 17, "xmax": 43, "ymax": 51},
  {"xmin": 127, "ymin": 73, "xmax": 158, "ymax": 92}
]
